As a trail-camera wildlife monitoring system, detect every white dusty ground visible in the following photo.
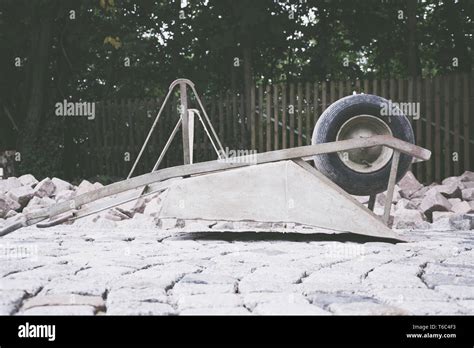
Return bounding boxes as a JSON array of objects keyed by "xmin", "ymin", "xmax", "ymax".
[{"xmin": 1, "ymin": 219, "xmax": 473, "ymax": 315}]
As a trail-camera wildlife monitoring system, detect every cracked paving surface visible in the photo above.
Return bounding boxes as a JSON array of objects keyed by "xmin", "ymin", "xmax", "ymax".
[{"xmin": 0, "ymin": 224, "xmax": 473, "ymax": 315}]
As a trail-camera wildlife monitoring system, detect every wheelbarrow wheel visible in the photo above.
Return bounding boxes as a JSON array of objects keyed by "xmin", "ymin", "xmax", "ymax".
[{"xmin": 312, "ymin": 94, "xmax": 415, "ymax": 196}]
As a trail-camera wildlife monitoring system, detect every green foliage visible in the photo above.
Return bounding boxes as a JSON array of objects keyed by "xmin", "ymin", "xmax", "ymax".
[
  {"xmin": 16, "ymin": 117, "xmax": 65, "ymax": 179},
  {"xmin": 1, "ymin": 0, "xmax": 472, "ymax": 179}
]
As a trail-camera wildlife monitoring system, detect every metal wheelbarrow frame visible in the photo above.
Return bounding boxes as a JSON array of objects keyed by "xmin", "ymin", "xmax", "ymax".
[{"xmin": 0, "ymin": 79, "xmax": 431, "ymax": 239}]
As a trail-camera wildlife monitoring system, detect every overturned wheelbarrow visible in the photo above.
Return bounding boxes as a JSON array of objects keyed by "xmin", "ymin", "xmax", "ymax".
[{"xmin": 0, "ymin": 79, "xmax": 430, "ymax": 241}]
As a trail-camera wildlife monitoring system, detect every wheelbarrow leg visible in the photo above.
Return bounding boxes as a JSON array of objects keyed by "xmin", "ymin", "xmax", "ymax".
[
  {"xmin": 383, "ymin": 150, "xmax": 400, "ymax": 225},
  {"xmin": 368, "ymin": 194, "xmax": 376, "ymax": 211}
]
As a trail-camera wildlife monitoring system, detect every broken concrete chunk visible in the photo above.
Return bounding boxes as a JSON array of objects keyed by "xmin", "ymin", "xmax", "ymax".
[
  {"xmin": 51, "ymin": 178, "xmax": 73, "ymax": 194},
  {"xmin": 420, "ymin": 192, "xmax": 452, "ymax": 222},
  {"xmin": 22, "ymin": 196, "xmax": 55, "ymax": 214},
  {"xmin": 4, "ymin": 210, "xmax": 18, "ymax": 219},
  {"xmin": 55, "ymin": 189, "xmax": 76, "ymax": 203},
  {"xmin": 394, "ymin": 198, "xmax": 417, "ymax": 211},
  {"xmin": 426, "ymin": 184, "xmax": 462, "ymax": 199},
  {"xmin": 432, "ymin": 211, "xmax": 453, "ymax": 223},
  {"xmin": 0, "ymin": 194, "xmax": 21, "ymax": 218},
  {"xmin": 442, "ymin": 176, "xmax": 461, "ymax": 186},
  {"xmin": 448, "ymin": 198, "xmax": 462, "ymax": 206},
  {"xmin": 451, "ymin": 201, "xmax": 473, "ymax": 215},
  {"xmin": 7, "ymin": 185, "xmax": 35, "ymax": 208},
  {"xmin": 449, "ymin": 214, "xmax": 474, "ymax": 230},
  {"xmin": 461, "ymin": 188, "xmax": 474, "ymax": 201},
  {"xmin": 18, "ymin": 174, "xmax": 38, "ymax": 187},
  {"xmin": 460, "ymin": 171, "xmax": 474, "ymax": 182},
  {"xmin": 409, "ymin": 183, "xmax": 435, "ymax": 199},
  {"xmin": 0, "ymin": 177, "xmax": 22, "ymax": 193},
  {"xmin": 76, "ymin": 180, "xmax": 95, "ymax": 196},
  {"xmin": 464, "ymin": 182, "xmax": 474, "ymax": 189},
  {"xmin": 398, "ymin": 171, "xmax": 423, "ymax": 198},
  {"xmin": 33, "ymin": 178, "xmax": 56, "ymax": 198},
  {"xmin": 393, "ymin": 208, "xmax": 425, "ymax": 229}
]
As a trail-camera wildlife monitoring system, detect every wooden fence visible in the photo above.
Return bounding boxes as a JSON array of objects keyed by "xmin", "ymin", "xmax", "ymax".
[{"xmin": 73, "ymin": 72, "xmax": 473, "ymax": 184}]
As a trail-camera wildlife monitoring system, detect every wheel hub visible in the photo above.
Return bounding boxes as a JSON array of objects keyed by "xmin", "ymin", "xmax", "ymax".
[{"xmin": 336, "ymin": 115, "xmax": 393, "ymax": 173}]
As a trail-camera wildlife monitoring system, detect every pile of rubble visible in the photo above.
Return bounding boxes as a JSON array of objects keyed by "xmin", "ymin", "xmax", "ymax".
[
  {"xmin": 0, "ymin": 176, "xmax": 103, "ymax": 221},
  {"xmin": 1, "ymin": 170, "xmax": 473, "ymax": 232},
  {"xmin": 365, "ymin": 170, "xmax": 474, "ymax": 230}
]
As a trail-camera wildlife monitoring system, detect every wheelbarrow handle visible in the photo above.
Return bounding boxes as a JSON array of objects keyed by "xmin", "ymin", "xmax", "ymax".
[{"xmin": 0, "ymin": 219, "xmax": 27, "ymax": 237}]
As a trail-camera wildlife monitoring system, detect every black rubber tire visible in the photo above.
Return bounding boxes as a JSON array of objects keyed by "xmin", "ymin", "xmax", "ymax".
[{"xmin": 312, "ymin": 94, "xmax": 414, "ymax": 196}]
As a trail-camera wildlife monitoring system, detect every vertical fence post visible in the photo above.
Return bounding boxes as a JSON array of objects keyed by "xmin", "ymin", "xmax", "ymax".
[
  {"xmin": 273, "ymin": 84, "xmax": 279, "ymax": 150},
  {"xmin": 226, "ymin": 91, "xmax": 232, "ymax": 152},
  {"xmin": 250, "ymin": 86, "xmax": 256, "ymax": 150},
  {"xmin": 453, "ymin": 73, "xmax": 460, "ymax": 176},
  {"xmin": 434, "ymin": 76, "xmax": 441, "ymax": 183},
  {"xmin": 321, "ymin": 81, "xmax": 327, "ymax": 112},
  {"xmin": 424, "ymin": 77, "xmax": 433, "ymax": 184},
  {"xmin": 305, "ymin": 82, "xmax": 312, "ymax": 145},
  {"xmin": 266, "ymin": 85, "xmax": 271, "ymax": 152},
  {"xmin": 219, "ymin": 93, "xmax": 225, "ymax": 149},
  {"xmin": 463, "ymin": 74, "xmax": 470, "ymax": 173},
  {"xmin": 443, "ymin": 75, "xmax": 451, "ymax": 179},
  {"xmin": 289, "ymin": 83, "xmax": 295, "ymax": 148},
  {"xmin": 297, "ymin": 83, "xmax": 303, "ymax": 146},
  {"xmin": 258, "ymin": 86, "xmax": 264, "ymax": 152},
  {"xmin": 281, "ymin": 83, "xmax": 287, "ymax": 149}
]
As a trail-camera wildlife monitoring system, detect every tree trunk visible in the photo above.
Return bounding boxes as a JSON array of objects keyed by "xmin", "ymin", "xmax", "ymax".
[{"xmin": 18, "ymin": 2, "xmax": 55, "ymax": 152}]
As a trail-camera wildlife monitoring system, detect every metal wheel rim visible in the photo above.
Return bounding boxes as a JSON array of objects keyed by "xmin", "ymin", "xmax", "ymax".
[{"xmin": 336, "ymin": 115, "xmax": 393, "ymax": 173}]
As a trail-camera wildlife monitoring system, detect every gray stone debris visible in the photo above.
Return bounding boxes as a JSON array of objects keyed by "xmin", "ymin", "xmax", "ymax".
[
  {"xmin": 432, "ymin": 211, "xmax": 453, "ymax": 223},
  {"xmin": 451, "ymin": 201, "xmax": 474, "ymax": 215},
  {"xmin": 51, "ymin": 178, "xmax": 73, "ymax": 194},
  {"xmin": 0, "ymin": 194, "xmax": 21, "ymax": 218},
  {"xmin": 462, "ymin": 188, "xmax": 474, "ymax": 201},
  {"xmin": 419, "ymin": 192, "xmax": 452, "ymax": 222},
  {"xmin": 426, "ymin": 184, "xmax": 463, "ymax": 199},
  {"xmin": 0, "ymin": 169, "xmax": 473, "ymax": 239},
  {"xmin": 76, "ymin": 180, "xmax": 96, "ymax": 196},
  {"xmin": 33, "ymin": 178, "xmax": 56, "ymax": 198},
  {"xmin": 22, "ymin": 196, "xmax": 55, "ymax": 214},
  {"xmin": 449, "ymin": 214, "xmax": 474, "ymax": 230},
  {"xmin": 460, "ymin": 171, "xmax": 474, "ymax": 182},
  {"xmin": 392, "ymin": 208, "xmax": 426, "ymax": 229},
  {"xmin": 409, "ymin": 183, "xmax": 436, "ymax": 199},
  {"xmin": 55, "ymin": 189, "xmax": 76, "ymax": 203},
  {"xmin": 18, "ymin": 174, "xmax": 38, "ymax": 187},
  {"xmin": 0, "ymin": 169, "xmax": 473, "ymax": 315},
  {"xmin": 7, "ymin": 186, "xmax": 35, "ymax": 208},
  {"xmin": 398, "ymin": 171, "xmax": 423, "ymax": 198},
  {"xmin": 0, "ymin": 177, "xmax": 22, "ymax": 193},
  {"xmin": 394, "ymin": 198, "xmax": 417, "ymax": 211}
]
